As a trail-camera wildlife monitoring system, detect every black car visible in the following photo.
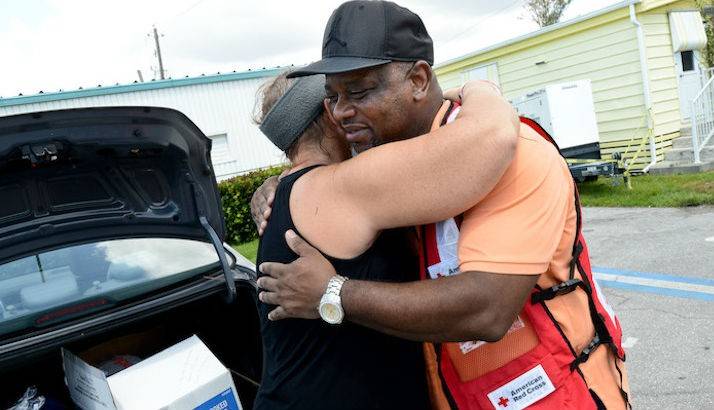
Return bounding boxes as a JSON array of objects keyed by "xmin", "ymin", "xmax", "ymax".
[{"xmin": 0, "ymin": 107, "xmax": 262, "ymax": 408}]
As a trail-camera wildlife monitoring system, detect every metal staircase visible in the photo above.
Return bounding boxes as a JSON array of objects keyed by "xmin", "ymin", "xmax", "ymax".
[{"xmin": 651, "ymin": 69, "xmax": 714, "ymax": 174}]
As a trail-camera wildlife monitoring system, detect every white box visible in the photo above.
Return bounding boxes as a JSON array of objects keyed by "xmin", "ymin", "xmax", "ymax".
[{"xmin": 62, "ymin": 335, "xmax": 242, "ymax": 410}]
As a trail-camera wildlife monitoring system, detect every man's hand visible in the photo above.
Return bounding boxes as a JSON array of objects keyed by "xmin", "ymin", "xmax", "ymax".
[
  {"xmin": 250, "ymin": 176, "xmax": 280, "ymax": 235},
  {"xmin": 257, "ymin": 230, "xmax": 337, "ymax": 321}
]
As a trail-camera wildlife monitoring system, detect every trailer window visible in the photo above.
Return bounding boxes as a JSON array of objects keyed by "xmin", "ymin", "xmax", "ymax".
[{"xmin": 681, "ymin": 50, "xmax": 695, "ymax": 72}]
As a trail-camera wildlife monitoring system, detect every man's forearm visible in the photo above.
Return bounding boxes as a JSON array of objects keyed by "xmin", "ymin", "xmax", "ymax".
[
  {"xmin": 340, "ymin": 274, "xmax": 497, "ymax": 343},
  {"xmin": 258, "ymin": 231, "xmax": 539, "ymax": 337}
]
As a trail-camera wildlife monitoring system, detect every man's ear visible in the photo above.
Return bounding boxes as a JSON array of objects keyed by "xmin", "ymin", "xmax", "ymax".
[
  {"xmin": 409, "ymin": 60, "xmax": 433, "ymax": 102},
  {"xmin": 323, "ymin": 99, "xmax": 340, "ymax": 128},
  {"xmin": 322, "ymin": 99, "xmax": 347, "ymax": 142}
]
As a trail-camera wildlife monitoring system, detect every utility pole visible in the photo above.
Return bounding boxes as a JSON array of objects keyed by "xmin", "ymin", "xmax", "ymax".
[{"xmin": 152, "ymin": 26, "xmax": 166, "ymax": 80}]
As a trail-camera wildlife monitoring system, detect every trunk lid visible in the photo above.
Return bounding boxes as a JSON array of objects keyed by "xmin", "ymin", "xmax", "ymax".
[{"xmin": 0, "ymin": 107, "xmax": 226, "ymax": 264}]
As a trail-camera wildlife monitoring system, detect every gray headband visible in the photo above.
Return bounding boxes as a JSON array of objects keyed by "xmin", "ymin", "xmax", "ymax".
[{"xmin": 259, "ymin": 74, "xmax": 327, "ymax": 151}]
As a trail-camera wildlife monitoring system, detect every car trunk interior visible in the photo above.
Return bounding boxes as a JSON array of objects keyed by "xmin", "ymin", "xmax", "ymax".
[{"xmin": 0, "ymin": 287, "xmax": 262, "ymax": 409}]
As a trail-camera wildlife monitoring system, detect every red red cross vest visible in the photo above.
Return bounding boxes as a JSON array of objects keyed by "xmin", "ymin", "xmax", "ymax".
[{"xmin": 419, "ymin": 108, "xmax": 628, "ymax": 410}]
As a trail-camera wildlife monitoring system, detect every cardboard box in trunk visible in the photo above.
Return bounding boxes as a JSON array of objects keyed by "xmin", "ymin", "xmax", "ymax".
[{"xmin": 62, "ymin": 334, "xmax": 242, "ymax": 410}]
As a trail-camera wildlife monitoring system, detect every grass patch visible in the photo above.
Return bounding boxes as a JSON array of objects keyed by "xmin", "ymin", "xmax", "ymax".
[
  {"xmin": 230, "ymin": 173, "xmax": 712, "ymax": 259},
  {"xmin": 234, "ymin": 238, "xmax": 259, "ymax": 263},
  {"xmin": 578, "ymin": 171, "xmax": 714, "ymax": 207}
]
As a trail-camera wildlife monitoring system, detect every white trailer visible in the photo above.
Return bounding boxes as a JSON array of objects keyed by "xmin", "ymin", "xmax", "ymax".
[
  {"xmin": 511, "ymin": 80, "xmax": 623, "ymax": 181},
  {"xmin": 512, "ymin": 79, "xmax": 601, "ymax": 159}
]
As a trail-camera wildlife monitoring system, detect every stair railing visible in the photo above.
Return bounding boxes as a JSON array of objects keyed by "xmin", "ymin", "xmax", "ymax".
[{"xmin": 691, "ymin": 72, "xmax": 714, "ymax": 164}]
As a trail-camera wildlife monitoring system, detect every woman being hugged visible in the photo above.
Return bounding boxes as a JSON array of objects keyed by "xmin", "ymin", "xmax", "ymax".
[{"xmin": 253, "ymin": 70, "xmax": 518, "ymax": 410}]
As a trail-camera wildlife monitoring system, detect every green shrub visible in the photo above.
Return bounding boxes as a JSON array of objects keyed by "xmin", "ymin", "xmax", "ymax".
[{"xmin": 219, "ymin": 165, "xmax": 287, "ymax": 244}]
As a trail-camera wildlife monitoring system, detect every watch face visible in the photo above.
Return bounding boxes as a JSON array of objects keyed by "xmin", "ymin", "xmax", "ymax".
[{"xmin": 320, "ymin": 302, "xmax": 343, "ymax": 324}]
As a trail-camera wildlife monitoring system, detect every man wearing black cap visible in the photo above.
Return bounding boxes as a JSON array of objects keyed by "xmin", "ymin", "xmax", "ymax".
[
  {"xmin": 287, "ymin": 0, "xmax": 441, "ymax": 153},
  {"xmin": 256, "ymin": 1, "xmax": 630, "ymax": 409}
]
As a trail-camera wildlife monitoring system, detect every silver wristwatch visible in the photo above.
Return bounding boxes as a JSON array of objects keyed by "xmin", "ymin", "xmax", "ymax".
[{"xmin": 318, "ymin": 275, "xmax": 349, "ymax": 325}]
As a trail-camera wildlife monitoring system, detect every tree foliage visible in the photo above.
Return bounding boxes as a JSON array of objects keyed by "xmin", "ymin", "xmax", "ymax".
[
  {"xmin": 218, "ymin": 165, "xmax": 287, "ymax": 244},
  {"xmin": 696, "ymin": 0, "xmax": 714, "ymax": 67},
  {"xmin": 525, "ymin": 0, "xmax": 573, "ymax": 27}
]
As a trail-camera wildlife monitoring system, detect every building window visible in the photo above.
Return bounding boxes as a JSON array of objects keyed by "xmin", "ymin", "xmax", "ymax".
[
  {"xmin": 464, "ymin": 65, "xmax": 489, "ymax": 81},
  {"xmin": 208, "ymin": 134, "xmax": 230, "ymax": 164},
  {"xmin": 681, "ymin": 50, "xmax": 695, "ymax": 72},
  {"xmin": 461, "ymin": 63, "xmax": 500, "ymax": 86}
]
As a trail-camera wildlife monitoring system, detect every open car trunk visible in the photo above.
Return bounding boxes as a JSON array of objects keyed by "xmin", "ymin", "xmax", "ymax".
[{"xmin": 0, "ymin": 286, "xmax": 262, "ymax": 409}]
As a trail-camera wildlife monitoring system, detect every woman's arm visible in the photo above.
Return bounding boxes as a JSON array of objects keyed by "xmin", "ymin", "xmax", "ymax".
[
  {"xmin": 338, "ymin": 80, "xmax": 518, "ymax": 229},
  {"xmin": 291, "ymin": 80, "xmax": 519, "ymax": 258}
]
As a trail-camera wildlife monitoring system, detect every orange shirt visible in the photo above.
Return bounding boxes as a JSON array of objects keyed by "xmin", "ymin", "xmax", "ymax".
[{"xmin": 433, "ymin": 102, "xmax": 629, "ymax": 409}]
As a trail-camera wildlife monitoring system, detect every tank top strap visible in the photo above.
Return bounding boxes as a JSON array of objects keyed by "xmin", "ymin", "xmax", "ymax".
[
  {"xmin": 269, "ymin": 164, "xmax": 326, "ymax": 235},
  {"xmin": 278, "ymin": 164, "xmax": 325, "ymax": 190}
]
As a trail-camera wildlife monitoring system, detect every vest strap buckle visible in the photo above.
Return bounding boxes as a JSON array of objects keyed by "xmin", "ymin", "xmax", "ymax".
[
  {"xmin": 570, "ymin": 334, "xmax": 602, "ymax": 371},
  {"xmin": 531, "ymin": 278, "xmax": 583, "ymax": 304}
]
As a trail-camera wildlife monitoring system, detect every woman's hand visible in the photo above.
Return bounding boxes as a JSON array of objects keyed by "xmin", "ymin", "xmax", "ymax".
[
  {"xmin": 251, "ymin": 168, "xmax": 290, "ymax": 235},
  {"xmin": 447, "ymin": 80, "xmax": 518, "ymax": 138},
  {"xmin": 443, "ymin": 80, "xmax": 503, "ymax": 103}
]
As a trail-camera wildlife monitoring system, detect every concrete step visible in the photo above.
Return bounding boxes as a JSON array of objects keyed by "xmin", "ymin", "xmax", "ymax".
[
  {"xmin": 649, "ymin": 159, "xmax": 714, "ymax": 175},
  {"xmin": 671, "ymin": 133, "xmax": 714, "ymax": 149},
  {"xmin": 671, "ymin": 135, "xmax": 694, "ymax": 149},
  {"xmin": 663, "ymin": 146, "xmax": 714, "ymax": 163},
  {"xmin": 680, "ymin": 126, "xmax": 692, "ymax": 137}
]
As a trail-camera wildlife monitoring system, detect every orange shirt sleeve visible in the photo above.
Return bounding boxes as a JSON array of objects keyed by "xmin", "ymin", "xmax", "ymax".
[{"xmin": 458, "ymin": 125, "xmax": 574, "ymax": 275}]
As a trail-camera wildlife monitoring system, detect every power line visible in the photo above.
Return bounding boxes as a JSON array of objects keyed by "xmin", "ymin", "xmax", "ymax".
[
  {"xmin": 158, "ymin": 0, "xmax": 213, "ymax": 27},
  {"xmin": 439, "ymin": 0, "xmax": 523, "ymax": 46},
  {"xmin": 174, "ymin": 0, "xmax": 212, "ymax": 19}
]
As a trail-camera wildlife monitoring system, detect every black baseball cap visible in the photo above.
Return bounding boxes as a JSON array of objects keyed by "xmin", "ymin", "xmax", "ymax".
[{"xmin": 287, "ymin": 1, "xmax": 433, "ymax": 78}]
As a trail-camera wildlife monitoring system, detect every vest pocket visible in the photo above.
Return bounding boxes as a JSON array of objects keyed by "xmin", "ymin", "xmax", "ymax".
[
  {"xmin": 441, "ymin": 345, "xmax": 567, "ymax": 410},
  {"xmin": 444, "ymin": 315, "xmax": 540, "ymax": 381}
]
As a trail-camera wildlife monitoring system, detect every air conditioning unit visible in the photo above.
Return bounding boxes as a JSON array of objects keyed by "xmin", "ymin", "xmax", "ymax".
[{"xmin": 511, "ymin": 80, "xmax": 601, "ymax": 159}]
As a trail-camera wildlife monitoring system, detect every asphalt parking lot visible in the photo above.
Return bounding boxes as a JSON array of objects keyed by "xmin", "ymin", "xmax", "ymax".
[{"xmin": 583, "ymin": 206, "xmax": 714, "ymax": 410}]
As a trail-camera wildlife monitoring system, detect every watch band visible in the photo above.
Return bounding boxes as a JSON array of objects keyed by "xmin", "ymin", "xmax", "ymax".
[
  {"xmin": 318, "ymin": 275, "xmax": 349, "ymax": 325},
  {"xmin": 325, "ymin": 275, "xmax": 348, "ymax": 296}
]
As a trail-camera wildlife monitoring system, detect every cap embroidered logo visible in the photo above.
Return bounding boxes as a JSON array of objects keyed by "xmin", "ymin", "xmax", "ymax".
[{"xmin": 324, "ymin": 16, "xmax": 347, "ymax": 49}]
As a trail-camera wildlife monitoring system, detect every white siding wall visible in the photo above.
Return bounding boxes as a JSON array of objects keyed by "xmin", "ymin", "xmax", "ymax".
[{"xmin": 0, "ymin": 77, "xmax": 285, "ymax": 180}]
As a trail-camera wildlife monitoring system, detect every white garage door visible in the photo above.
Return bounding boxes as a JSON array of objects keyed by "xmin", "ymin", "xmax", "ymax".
[{"xmin": 208, "ymin": 134, "xmax": 242, "ymax": 180}]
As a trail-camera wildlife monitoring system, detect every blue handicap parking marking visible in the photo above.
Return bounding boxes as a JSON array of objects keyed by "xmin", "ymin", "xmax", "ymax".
[{"xmin": 592, "ymin": 266, "xmax": 714, "ymax": 301}]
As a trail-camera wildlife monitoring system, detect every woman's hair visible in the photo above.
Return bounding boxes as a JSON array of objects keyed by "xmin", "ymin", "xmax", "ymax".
[{"xmin": 254, "ymin": 70, "xmax": 331, "ymax": 161}]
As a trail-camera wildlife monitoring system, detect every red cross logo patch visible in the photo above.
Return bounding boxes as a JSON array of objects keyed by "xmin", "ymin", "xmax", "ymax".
[{"xmin": 498, "ymin": 396, "xmax": 509, "ymax": 407}]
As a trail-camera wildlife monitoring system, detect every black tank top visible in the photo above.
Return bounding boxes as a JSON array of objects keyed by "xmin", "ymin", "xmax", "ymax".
[{"xmin": 255, "ymin": 165, "xmax": 429, "ymax": 410}]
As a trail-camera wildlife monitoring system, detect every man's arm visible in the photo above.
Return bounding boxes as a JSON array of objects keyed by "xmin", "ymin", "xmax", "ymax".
[
  {"xmin": 339, "ymin": 272, "xmax": 537, "ymax": 342},
  {"xmin": 257, "ymin": 230, "xmax": 537, "ymax": 342}
]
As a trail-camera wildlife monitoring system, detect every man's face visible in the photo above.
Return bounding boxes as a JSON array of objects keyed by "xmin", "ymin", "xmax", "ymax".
[{"xmin": 325, "ymin": 64, "xmax": 414, "ymax": 153}]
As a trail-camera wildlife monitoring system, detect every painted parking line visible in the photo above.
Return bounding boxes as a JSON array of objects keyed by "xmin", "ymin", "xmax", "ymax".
[
  {"xmin": 592, "ymin": 267, "xmax": 714, "ymax": 301},
  {"xmin": 621, "ymin": 337, "xmax": 639, "ymax": 349}
]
